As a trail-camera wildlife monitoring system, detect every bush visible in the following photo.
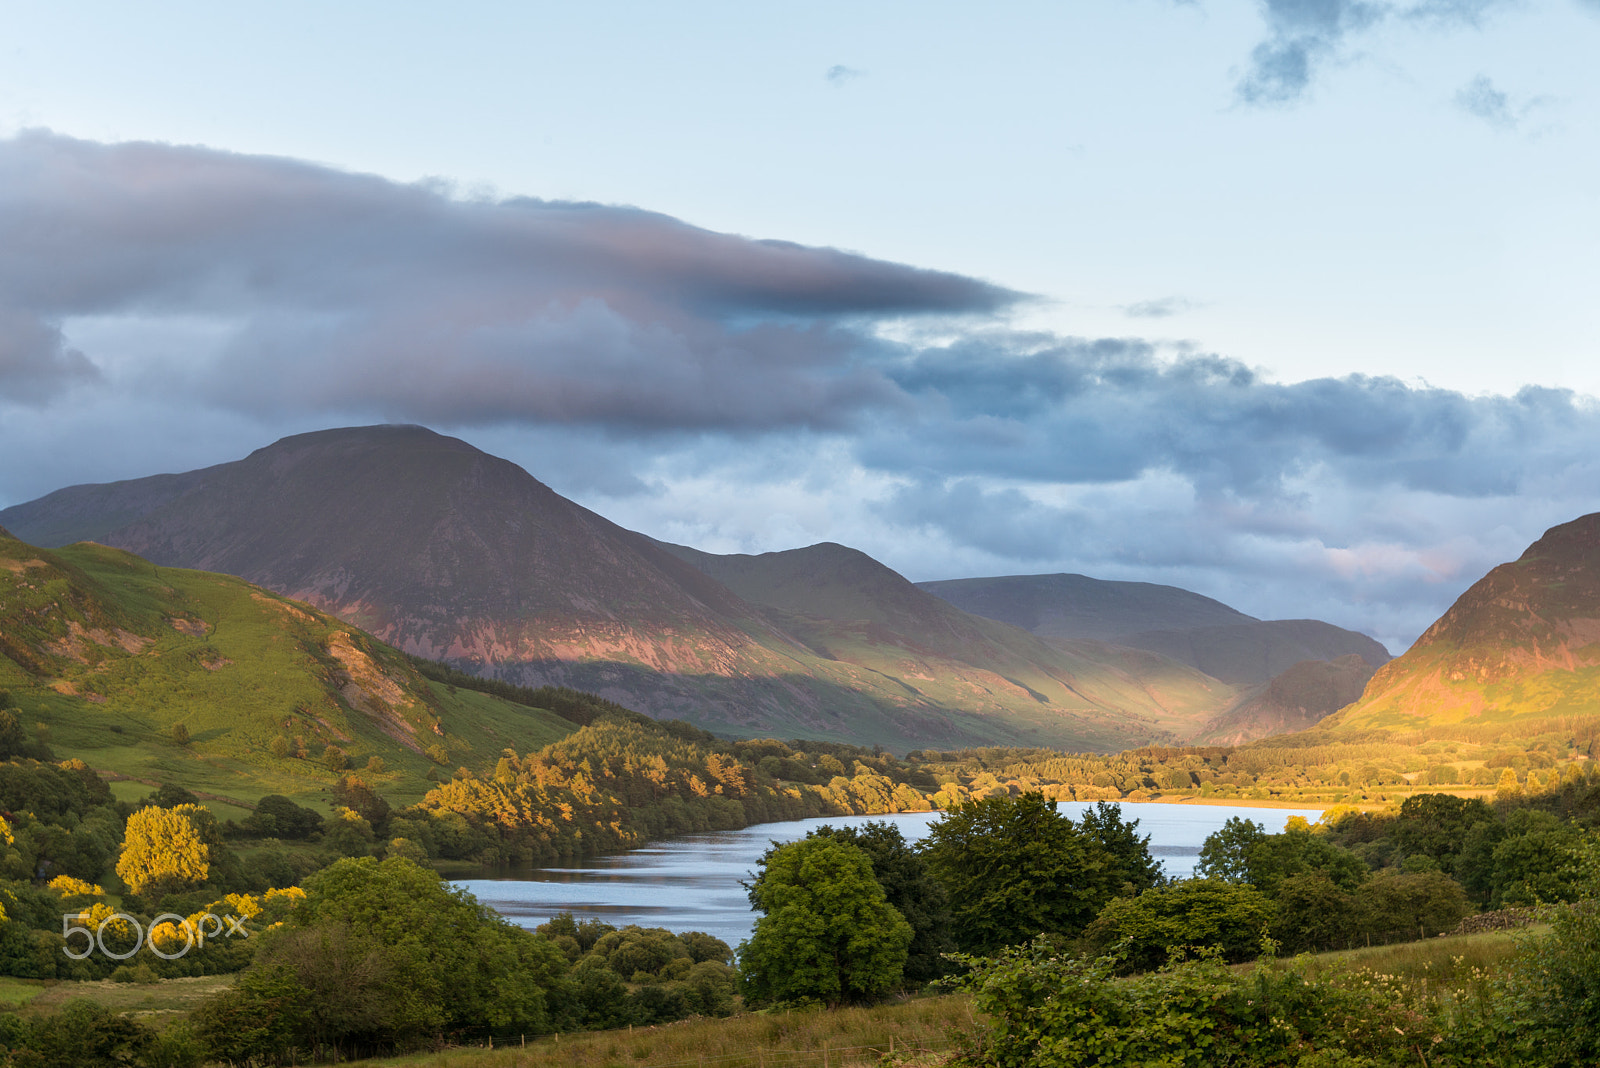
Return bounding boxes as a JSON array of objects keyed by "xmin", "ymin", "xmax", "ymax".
[
  {"xmin": 192, "ymin": 856, "xmax": 570, "ymax": 1060},
  {"xmin": 1081, "ymin": 879, "xmax": 1274, "ymax": 971}
]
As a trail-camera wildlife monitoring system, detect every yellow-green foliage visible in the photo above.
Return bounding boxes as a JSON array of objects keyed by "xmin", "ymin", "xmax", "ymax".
[
  {"xmin": 116, "ymin": 803, "xmax": 213, "ymax": 896},
  {"xmin": 409, "ymin": 718, "xmax": 939, "ymax": 864}
]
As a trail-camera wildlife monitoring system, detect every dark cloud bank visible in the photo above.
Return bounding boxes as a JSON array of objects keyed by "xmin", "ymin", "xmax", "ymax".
[{"xmin": 2, "ymin": 130, "xmax": 1597, "ymax": 649}]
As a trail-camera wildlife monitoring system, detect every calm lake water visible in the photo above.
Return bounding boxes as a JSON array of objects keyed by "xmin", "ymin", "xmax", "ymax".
[{"xmin": 457, "ymin": 802, "xmax": 1323, "ymax": 947}]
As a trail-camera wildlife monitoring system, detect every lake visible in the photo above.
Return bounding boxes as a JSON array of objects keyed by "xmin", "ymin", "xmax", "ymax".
[{"xmin": 457, "ymin": 802, "xmax": 1323, "ymax": 947}]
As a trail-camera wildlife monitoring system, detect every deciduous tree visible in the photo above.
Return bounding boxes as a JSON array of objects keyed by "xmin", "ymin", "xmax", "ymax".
[{"xmin": 739, "ymin": 837, "xmax": 911, "ymax": 1007}]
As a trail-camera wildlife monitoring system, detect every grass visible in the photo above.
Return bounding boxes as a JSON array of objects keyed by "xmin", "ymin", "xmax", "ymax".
[
  {"xmin": 0, "ymin": 978, "xmax": 44, "ymax": 1007},
  {"xmin": 11, "ymin": 974, "xmax": 234, "ymax": 1027},
  {"xmin": 1289, "ymin": 926, "xmax": 1532, "ymax": 989},
  {"xmin": 366, "ymin": 994, "xmax": 979, "ymax": 1068}
]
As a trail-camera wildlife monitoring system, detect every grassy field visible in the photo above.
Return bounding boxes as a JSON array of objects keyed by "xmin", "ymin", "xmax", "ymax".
[
  {"xmin": 1292, "ymin": 925, "xmax": 1532, "ymax": 987},
  {"xmin": 366, "ymin": 995, "xmax": 978, "ymax": 1068}
]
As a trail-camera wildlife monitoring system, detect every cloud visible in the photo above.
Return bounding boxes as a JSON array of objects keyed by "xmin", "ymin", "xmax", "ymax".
[
  {"xmin": 4, "ymin": 130, "xmax": 1600, "ymax": 652},
  {"xmin": 1235, "ymin": 0, "xmax": 1515, "ymax": 105},
  {"xmin": 1236, "ymin": 0, "xmax": 1386, "ymax": 104},
  {"xmin": 825, "ymin": 65, "xmax": 865, "ymax": 87},
  {"xmin": 869, "ymin": 335, "xmax": 1598, "ymax": 500},
  {"xmin": 0, "ymin": 305, "xmax": 99, "ymax": 403},
  {"xmin": 1123, "ymin": 297, "xmax": 1195, "ymax": 319},
  {"xmin": 1453, "ymin": 74, "xmax": 1548, "ymax": 130},
  {"xmin": 0, "ymin": 130, "xmax": 1017, "ymax": 430},
  {"xmin": 1455, "ymin": 74, "xmax": 1514, "ymax": 127}
]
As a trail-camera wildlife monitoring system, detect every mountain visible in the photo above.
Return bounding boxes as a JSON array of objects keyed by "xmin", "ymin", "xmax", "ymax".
[
  {"xmin": 1322, "ymin": 512, "xmax": 1600, "ymax": 740},
  {"xmin": 919, "ymin": 574, "xmax": 1389, "ymax": 685},
  {"xmin": 1, "ymin": 426, "xmax": 1229, "ymax": 752},
  {"xmin": 657, "ymin": 541, "xmax": 1240, "ymax": 742},
  {"xmin": 1113, "ymin": 620, "xmax": 1391, "ymax": 685},
  {"xmin": 0, "ymin": 528, "xmax": 575, "ymax": 807},
  {"xmin": 916, "ymin": 573, "xmax": 1254, "ymax": 641},
  {"xmin": 1191, "ymin": 654, "xmax": 1378, "ymax": 746}
]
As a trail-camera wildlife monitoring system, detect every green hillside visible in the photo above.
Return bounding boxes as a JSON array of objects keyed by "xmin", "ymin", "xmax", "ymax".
[{"xmin": 0, "ymin": 530, "xmax": 575, "ymax": 808}]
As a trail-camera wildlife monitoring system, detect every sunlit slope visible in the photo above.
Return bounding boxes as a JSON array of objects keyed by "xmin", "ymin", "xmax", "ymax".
[
  {"xmin": 1322, "ymin": 512, "xmax": 1600, "ymax": 740},
  {"xmin": 0, "ymin": 530, "xmax": 574, "ymax": 804},
  {"xmin": 657, "ymin": 541, "xmax": 1241, "ymax": 744}
]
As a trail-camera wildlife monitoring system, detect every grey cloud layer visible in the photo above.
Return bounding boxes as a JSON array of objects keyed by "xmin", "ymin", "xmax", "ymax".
[
  {"xmin": 874, "ymin": 337, "xmax": 1594, "ymax": 501},
  {"xmin": 0, "ymin": 131, "xmax": 1011, "ymax": 428}
]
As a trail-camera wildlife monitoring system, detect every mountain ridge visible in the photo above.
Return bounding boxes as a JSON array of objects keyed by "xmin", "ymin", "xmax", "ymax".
[{"xmin": 2, "ymin": 424, "xmax": 1380, "ymax": 750}]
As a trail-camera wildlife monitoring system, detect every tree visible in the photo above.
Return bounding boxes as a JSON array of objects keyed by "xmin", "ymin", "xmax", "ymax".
[
  {"xmin": 1389, "ymin": 793, "xmax": 1493, "ymax": 874},
  {"xmin": 922, "ymin": 793, "xmax": 1140, "ymax": 954},
  {"xmin": 739, "ymin": 837, "xmax": 912, "ymax": 1007},
  {"xmin": 1195, "ymin": 817, "xmax": 1266, "ymax": 883},
  {"xmin": 332, "ymin": 775, "xmax": 391, "ymax": 834},
  {"xmin": 1080, "ymin": 802, "xmax": 1164, "ymax": 893},
  {"xmin": 245, "ymin": 795, "xmax": 325, "ymax": 840},
  {"xmin": 1196, "ymin": 818, "xmax": 1365, "ymax": 897},
  {"xmin": 116, "ymin": 803, "xmax": 217, "ymax": 897},
  {"xmin": 805, "ymin": 821, "xmax": 954, "ymax": 984},
  {"xmin": 0, "ymin": 709, "xmax": 27, "ymax": 761}
]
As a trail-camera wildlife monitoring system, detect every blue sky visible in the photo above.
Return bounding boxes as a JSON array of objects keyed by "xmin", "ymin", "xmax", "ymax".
[{"xmin": 2, "ymin": 0, "xmax": 1598, "ymax": 650}]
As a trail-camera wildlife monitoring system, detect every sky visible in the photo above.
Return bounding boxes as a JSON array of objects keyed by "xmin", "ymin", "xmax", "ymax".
[{"xmin": 1, "ymin": 0, "xmax": 1598, "ymax": 652}]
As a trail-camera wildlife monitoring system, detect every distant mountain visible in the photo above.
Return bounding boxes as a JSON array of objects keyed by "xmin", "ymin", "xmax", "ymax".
[
  {"xmin": 1, "ymin": 426, "xmax": 1229, "ymax": 751},
  {"xmin": 0, "ymin": 528, "xmax": 575, "ymax": 804},
  {"xmin": 1323, "ymin": 512, "xmax": 1600, "ymax": 740},
  {"xmin": 916, "ymin": 573, "xmax": 1254, "ymax": 641},
  {"xmin": 919, "ymin": 574, "xmax": 1389, "ymax": 686},
  {"xmin": 1191, "ymin": 654, "xmax": 1378, "ymax": 746},
  {"xmin": 658, "ymin": 541, "xmax": 1241, "ymax": 743},
  {"xmin": 1115, "ymin": 620, "xmax": 1391, "ymax": 686}
]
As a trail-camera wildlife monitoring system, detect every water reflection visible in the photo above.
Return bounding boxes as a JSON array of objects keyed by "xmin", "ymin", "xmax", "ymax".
[{"xmin": 458, "ymin": 802, "xmax": 1322, "ymax": 947}]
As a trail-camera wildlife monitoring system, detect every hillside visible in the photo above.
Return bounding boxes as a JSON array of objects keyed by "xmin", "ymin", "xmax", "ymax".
[
  {"xmin": 920, "ymin": 574, "xmax": 1389, "ymax": 686},
  {"xmin": 1322, "ymin": 512, "xmax": 1600, "ymax": 741},
  {"xmin": 1115, "ymin": 619, "xmax": 1391, "ymax": 685},
  {"xmin": 1, "ymin": 427, "xmax": 1230, "ymax": 752},
  {"xmin": 1190, "ymin": 654, "xmax": 1378, "ymax": 746},
  {"xmin": 0, "ymin": 528, "xmax": 575, "ymax": 807}
]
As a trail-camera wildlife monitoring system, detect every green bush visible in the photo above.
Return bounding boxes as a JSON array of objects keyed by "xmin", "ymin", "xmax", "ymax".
[{"xmin": 1081, "ymin": 878, "xmax": 1274, "ymax": 971}]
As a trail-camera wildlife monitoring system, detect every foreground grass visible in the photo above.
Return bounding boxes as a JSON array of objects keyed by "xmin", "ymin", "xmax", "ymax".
[
  {"xmin": 1291, "ymin": 925, "xmax": 1531, "ymax": 988},
  {"xmin": 366, "ymin": 994, "xmax": 979, "ymax": 1068}
]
